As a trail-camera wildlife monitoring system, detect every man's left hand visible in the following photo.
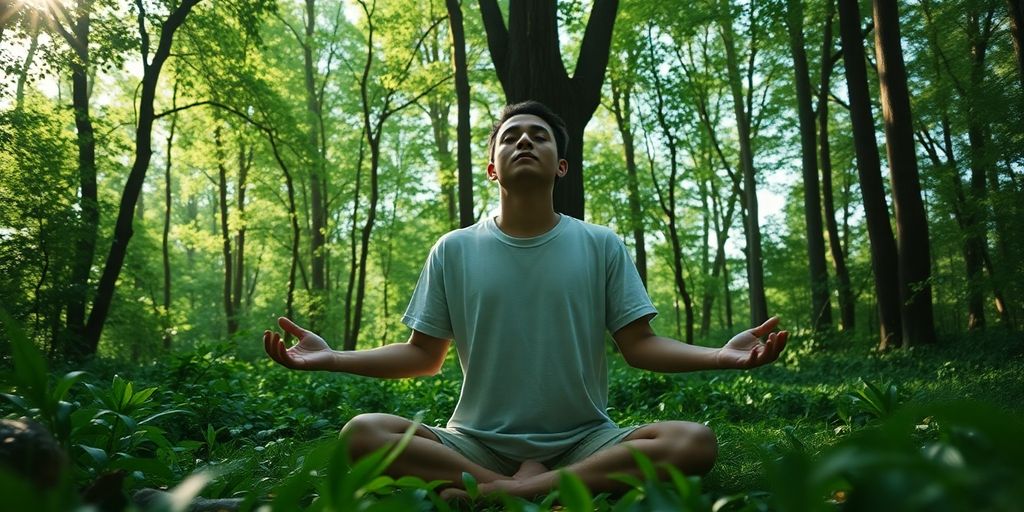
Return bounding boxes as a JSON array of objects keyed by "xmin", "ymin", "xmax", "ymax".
[{"xmin": 716, "ymin": 316, "xmax": 788, "ymax": 369}]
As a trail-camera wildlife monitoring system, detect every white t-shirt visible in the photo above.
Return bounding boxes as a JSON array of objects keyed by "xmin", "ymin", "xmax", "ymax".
[{"xmin": 402, "ymin": 214, "xmax": 657, "ymax": 461}]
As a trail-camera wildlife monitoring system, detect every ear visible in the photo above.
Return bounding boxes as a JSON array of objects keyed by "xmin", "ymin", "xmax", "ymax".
[
  {"xmin": 487, "ymin": 162, "xmax": 498, "ymax": 181},
  {"xmin": 556, "ymin": 159, "xmax": 568, "ymax": 178}
]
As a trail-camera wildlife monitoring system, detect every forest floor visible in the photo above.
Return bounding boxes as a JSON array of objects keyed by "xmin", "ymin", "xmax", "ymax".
[{"xmin": 3, "ymin": 325, "xmax": 1023, "ymax": 510}]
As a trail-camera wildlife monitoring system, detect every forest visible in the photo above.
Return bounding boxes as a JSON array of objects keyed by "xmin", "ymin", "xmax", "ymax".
[{"xmin": 1, "ymin": 0, "xmax": 1023, "ymax": 510}]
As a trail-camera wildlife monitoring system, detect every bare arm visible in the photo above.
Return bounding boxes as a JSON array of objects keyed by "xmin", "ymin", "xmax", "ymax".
[
  {"xmin": 613, "ymin": 315, "xmax": 788, "ymax": 372},
  {"xmin": 263, "ymin": 317, "xmax": 450, "ymax": 378}
]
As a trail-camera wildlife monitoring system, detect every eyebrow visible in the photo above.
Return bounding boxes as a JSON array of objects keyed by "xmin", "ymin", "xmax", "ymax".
[{"xmin": 499, "ymin": 123, "xmax": 552, "ymax": 139}]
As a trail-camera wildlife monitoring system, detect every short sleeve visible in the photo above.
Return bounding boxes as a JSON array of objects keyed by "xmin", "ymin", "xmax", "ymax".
[
  {"xmin": 401, "ymin": 240, "xmax": 455, "ymax": 339},
  {"xmin": 605, "ymin": 237, "xmax": 658, "ymax": 333}
]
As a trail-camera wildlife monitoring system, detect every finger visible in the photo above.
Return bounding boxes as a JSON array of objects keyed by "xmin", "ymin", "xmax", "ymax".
[
  {"xmin": 750, "ymin": 316, "xmax": 780, "ymax": 337},
  {"xmin": 766, "ymin": 331, "xmax": 786, "ymax": 362},
  {"xmin": 263, "ymin": 330, "xmax": 274, "ymax": 358},
  {"xmin": 278, "ymin": 316, "xmax": 307, "ymax": 338},
  {"xmin": 746, "ymin": 346, "xmax": 760, "ymax": 368},
  {"xmin": 776, "ymin": 331, "xmax": 789, "ymax": 356},
  {"xmin": 276, "ymin": 337, "xmax": 295, "ymax": 368},
  {"xmin": 267, "ymin": 334, "xmax": 287, "ymax": 366}
]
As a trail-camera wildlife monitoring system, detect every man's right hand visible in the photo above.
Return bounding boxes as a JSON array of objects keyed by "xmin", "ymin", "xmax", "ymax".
[{"xmin": 263, "ymin": 317, "xmax": 335, "ymax": 371}]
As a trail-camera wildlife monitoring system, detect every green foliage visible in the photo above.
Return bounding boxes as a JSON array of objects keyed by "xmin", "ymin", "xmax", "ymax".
[{"xmin": 3, "ymin": 308, "xmax": 1023, "ymax": 510}]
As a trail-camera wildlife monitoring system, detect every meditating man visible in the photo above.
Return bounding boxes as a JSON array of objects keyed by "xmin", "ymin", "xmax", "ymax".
[{"xmin": 262, "ymin": 100, "xmax": 788, "ymax": 499}]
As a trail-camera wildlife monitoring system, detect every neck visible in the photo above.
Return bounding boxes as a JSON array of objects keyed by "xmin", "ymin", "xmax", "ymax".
[{"xmin": 495, "ymin": 188, "xmax": 560, "ymax": 237}]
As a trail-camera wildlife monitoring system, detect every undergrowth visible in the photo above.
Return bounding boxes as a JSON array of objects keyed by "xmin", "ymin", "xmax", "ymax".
[{"xmin": 2, "ymin": 311, "xmax": 1023, "ymax": 511}]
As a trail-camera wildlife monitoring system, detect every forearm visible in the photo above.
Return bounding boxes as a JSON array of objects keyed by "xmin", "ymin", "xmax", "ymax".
[
  {"xmin": 623, "ymin": 336, "xmax": 723, "ymax": 373},
  {"xmin": 320, "ymin": 342, "xmax": 442, "ymax": 378}
]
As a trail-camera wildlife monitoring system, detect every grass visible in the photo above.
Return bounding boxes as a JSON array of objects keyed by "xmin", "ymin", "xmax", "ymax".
[{"xmin": 2, "ymin": 320, "xmax": 1023, "ymax": 510}]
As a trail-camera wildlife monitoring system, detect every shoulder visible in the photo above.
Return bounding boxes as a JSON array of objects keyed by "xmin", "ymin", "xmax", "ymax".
[
  {"xmin": 563, "ymin": 217, "xmax": 624, "ymax": 247},
  {"xmin": 429, "ymin": 219, "xmax": 489, "ymax": 257}
]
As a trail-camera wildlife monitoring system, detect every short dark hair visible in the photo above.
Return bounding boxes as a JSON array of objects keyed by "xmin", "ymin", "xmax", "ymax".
[{"xmin": 487, "ymin": 101, "xmax": 569, "ymax": 163}]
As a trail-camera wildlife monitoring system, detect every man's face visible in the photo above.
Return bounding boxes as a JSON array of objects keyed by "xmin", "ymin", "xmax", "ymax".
[{"xmin": 487, "ymin": 114, "xmax": 568, "ymax": 186}]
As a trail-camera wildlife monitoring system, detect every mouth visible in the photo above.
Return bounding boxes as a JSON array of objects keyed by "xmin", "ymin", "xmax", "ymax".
[{"xmin": 513, "ymin": 153, "xmax": 537, "ymax": 162}]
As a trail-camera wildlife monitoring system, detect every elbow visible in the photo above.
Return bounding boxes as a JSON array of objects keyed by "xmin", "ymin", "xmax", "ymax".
[
  {"xmin": 415, "ymin": 359, "xmax": 444, "ymax": 377},
  {"xmin": 619, "ymin": 349, "xmax": 644, "ymax": 370}
]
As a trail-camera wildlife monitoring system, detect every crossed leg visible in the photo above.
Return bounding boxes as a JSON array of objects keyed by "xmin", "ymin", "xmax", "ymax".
[
  {"xmin": 340, "ymin": 413, "xmax": 512, "ymax": 484},
  {"xmin": 341, "ymin": 414, "xmax": 717, "ymax": 499},
  {"xmin": 474, "ymin": 420, "xmax": 718, "ymax": 499}
]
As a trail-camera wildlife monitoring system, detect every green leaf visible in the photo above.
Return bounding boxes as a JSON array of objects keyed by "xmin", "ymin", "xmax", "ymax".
[
  {"xmin": 51, "ymin": 371, "xmax": 87, "ymax": 405},
  {"xmin": 662, "ymin": 464, "xmax": 693, "ymax": 500},
  {"xmin": 77, "ymin": 444, "xmax": 109, "ymax": 467},
  {"xmin": 140, "ymin": 408, "xmax": 191, "ymax": 425},
  {"xmin": 128, "ymin": 386, "xmax": 157, "ymax": 408},
  {"xmin": 461, "ymin": 471, "xmax": 479, "ymax": 499},
  {"xmin": 362, "ymin": 475, "xmax": 396, "ymax": 494},
  {"xmin": 0, "ymin": 309, "xmax": 49, "ymax": 408},
  {"xmin": 558, "ymin": 471, "xmax": 593, "ymax": 512},
  {"xmin": 629, "ymin": 448, "xmax": 659, "ymax": 481}
]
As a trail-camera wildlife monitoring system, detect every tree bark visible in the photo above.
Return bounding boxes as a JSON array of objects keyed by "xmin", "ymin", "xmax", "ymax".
[
  {"xmin": 647, "ymin": 42, "xmax": 694, "ymax": 343},
  {"xmin": 1008, "ymin": 0, "xmax": 1024, "ymax": 91},
  {"xmin": 478, "ymin": 0, "xmax": 618, "ymax": 219},
  {"xmin": 303, "ymin": 0, "xmax": 328, "ymax": 330},
  {"xmin": 426, "ymin": 96, "xmax": 457, "ymax": 229},
  {"xmin": 216, "ymin": 128, "xmax": 238, "ymax": 336},
  {"xmin": 818, "ymin": 0, "xmax": 854, "ymax": 332},
  {"xmin": 608, "ymin": 70, "xmax": 647, "ymax": 287},
  {"xmin": 81, "ymin": 0, "xmax": 201, "ymax": 354},
  {"xmin": 837, "ymin": 0, "xmax": 902, "ymax": 348},
  {"xmin": 447, "ymin": 0, "xmax": 474, "ymax": 228},
  {"xmin": 719, "ymin": 0, "xmax": 768, "ymax": 326},
  {"xmin": 63, "ymin": 5, "xmax": 97, "ymax": 358},
  {"xmin": 162, "ymin": 85, "xmax": 177, "ymax": 349},
  {"xmin": 14, "ymin": 23, "xmax": 39, "ymax": 111},
  {"xmin": 233, "ymin": 141, "xmax": 250, "ymax": 322},
  {"xmin": 872, "ymin": 0, "xmax": 937, "ymax": 346},
  {"xmin": 786, "ymin": 0, "xmax": 832, "ymax": 331}
]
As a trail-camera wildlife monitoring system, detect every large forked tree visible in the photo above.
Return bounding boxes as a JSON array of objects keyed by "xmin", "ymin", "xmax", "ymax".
[
  {"xmin": 838, "ymin": 0, "xmax": 902, "ymax": 348},
  {"xmin": 478, "ymin": 0, "xmax": 618, "ymax": 219},
  {"xmin": 872, "ymin": 0, "xmax": 937, "ymax": 346}
]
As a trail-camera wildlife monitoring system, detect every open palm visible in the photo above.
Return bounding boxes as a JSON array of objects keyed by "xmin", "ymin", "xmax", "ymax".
[
  {"xmin": 263, "ymin": 317, "xmax": 335, "ymax": 370},
  {"xmin": 716, "ymin": 316, "xmax": 788, "ymax": 369}
]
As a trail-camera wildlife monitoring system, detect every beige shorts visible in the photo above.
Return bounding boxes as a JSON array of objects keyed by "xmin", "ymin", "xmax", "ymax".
[{"xmin": 423, "ymin": 425, "xmax": 641, "ymax": 476}]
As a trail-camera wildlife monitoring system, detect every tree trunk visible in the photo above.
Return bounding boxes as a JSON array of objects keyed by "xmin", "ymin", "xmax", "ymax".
[
  {"xmin": 647, "ymin": 48, "xmax": 694, "ymax": 343},
  {"xmin": 872, "ymin": 0, "xmax": 937, "ymax": 346},
  {"xmin": 14, "ymin": 25, "xmax": 38, "ymax": 111},
  {"xmin": 447, "ymin": 0, "xmax": 474, "ymax": 228},
  {"xmin": 64, "ymin": 8, "xmax": 97, "ymax": 357},
  {"xmin": 303, "ymin": 0, "xmax": 328, "ymax": 330},
  {"xmin": 426, "ymin": 96, "xmax": 457, "ymax": 229},
  {"xmin": 216, "ymin": 128, "xmax": 238, "ymax": 336},
  {"xmin": 719, "ymin": 2, "xmax": 768, "ymax": 326},
  {"xmin": 162, "ymin": 86, "xmax": 177, "ymax": 350},
  {"xmin": 818, "ymin": 0, "xmax": 855, "ymax": 332},
  {"xmin": 233, "ymin": 142, "xmax": 250, "ymax": 320},
  {"xmin": 608, "ymin": 71, "xmax": 647, "ymax": 287},
  {"xmin": 786, "ymin": 0, "xmax": 832, "ymax": 331},
  {"xmin": 82, "ymin": 0, "xmax": 201, "ymax": 353},
  {"xmin": 1008, "ymin": 0, "xmax": 1024, "ymax": 90},
  {"xmin": 478, "ymin": 0, "xmax": 618, "ymax": 219},
  {"xmin": 837, "ymin": 0, "xmax": 902, "ymax": 348}
]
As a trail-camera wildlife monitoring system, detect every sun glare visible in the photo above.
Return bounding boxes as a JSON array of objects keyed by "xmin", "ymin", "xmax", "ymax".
[{"xmin": 17, "ymin": 0, "xmax": 65, "ymax": 10}]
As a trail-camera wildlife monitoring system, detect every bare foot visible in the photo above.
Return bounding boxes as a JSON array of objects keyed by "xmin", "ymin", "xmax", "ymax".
[
  {"xmin": 439, "ymin": 487, "xmax": 470, "ymax": 502},
  {"xmin": 513, "ymin": 460, "xmax": 548, "ymax": 480}
]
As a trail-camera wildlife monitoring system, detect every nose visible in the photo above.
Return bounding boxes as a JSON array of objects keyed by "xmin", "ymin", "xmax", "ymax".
[{"xmin": 515, "ymin": 132, "xmax": 534, "ymax": 149}]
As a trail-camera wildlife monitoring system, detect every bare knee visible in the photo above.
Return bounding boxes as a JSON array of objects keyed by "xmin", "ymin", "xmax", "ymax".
[
  {"xmin": 659, "ymin": 422, "xmax": 718, "ymax": 475},
  {"xmin": 340, "ymin": 413, "xmax": 395, "ymax": 459}
]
